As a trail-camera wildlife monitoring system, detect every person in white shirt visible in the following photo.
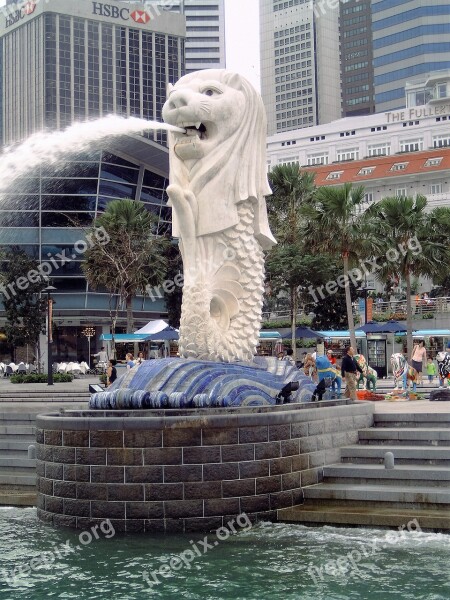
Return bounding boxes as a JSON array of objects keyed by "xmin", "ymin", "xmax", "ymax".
[{"xmin": 92, "ymin": 347, "xmax": 108, "ymax": 363}]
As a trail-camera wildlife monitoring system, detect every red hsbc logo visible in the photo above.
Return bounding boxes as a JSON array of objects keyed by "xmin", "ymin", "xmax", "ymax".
[
  {"xmin": 130, "ymin": 10, "xmax": 151, "ymax": 24},
  {"xmin": 24, "ymin": 2, "xmax": 36, "ymax": 15},
  {"xmin": 5, "ymin": 1, "xmax": 36, "ymax": 27}
]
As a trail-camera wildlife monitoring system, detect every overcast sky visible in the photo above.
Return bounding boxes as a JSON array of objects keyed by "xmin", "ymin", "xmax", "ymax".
[{"xmin": 224, "ymin": 0, "xmax": 260, "ymax": 91}]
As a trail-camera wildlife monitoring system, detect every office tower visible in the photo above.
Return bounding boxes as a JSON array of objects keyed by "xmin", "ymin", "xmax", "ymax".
[
  {"xmin": 260, "ymin": 0, "xmax": 341, "ymax": 135},
  {"xmin": 340, "ymin": 0, "xmax": 375, "ymax": 117},
  {"xmin": 372, "ymin": 0, "xmax": 450, "ymax": 113}
]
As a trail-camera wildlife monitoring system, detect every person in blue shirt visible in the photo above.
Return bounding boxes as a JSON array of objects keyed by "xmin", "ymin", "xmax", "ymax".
[{"xmin": 126, "ymin": 353, "xmax": 135, "ymax": 369}]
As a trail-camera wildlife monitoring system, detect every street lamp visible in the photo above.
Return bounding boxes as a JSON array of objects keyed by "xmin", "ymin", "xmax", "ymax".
[
  {"xmin": 81, "ymin": 326, "xmax": 95, "ymax": 367},
  {"xmin": 43, "ymin": 285, "xmax": 57, "ymax": 386}
]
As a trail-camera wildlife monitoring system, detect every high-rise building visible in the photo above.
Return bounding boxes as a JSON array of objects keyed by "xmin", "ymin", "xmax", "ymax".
[
  {"xmin": 260, "ymin": 0, "xmax": 341, "ymax": 135},
  {"xmin": 0, "ymin": 0, "xmax": 186, "ymax": 360},
  {"xmin": 372, "ymin": 0, "xmax": 450, "ymax": 113}
]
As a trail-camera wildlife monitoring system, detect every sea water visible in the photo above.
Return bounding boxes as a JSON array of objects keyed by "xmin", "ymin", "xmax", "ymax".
[{"xmin": 0, "ymin": 508, "xmax": 449, "ymax": 600}]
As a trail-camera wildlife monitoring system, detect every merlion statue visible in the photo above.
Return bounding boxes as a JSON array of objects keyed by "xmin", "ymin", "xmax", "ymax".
[{"xmin": 162, "ymin": 69, "xmax": 276, "ymax": 362}]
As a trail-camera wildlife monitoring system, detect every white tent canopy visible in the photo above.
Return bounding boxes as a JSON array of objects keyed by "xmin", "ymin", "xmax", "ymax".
[{"xmin": 134, "ymin": 319, "xmax": 169, "ymax": 335}]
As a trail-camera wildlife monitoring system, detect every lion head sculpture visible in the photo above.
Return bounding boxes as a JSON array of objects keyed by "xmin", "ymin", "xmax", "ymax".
[{"xmin": 162, "ymin": 69, "xmax": 275, "ymax": 250}]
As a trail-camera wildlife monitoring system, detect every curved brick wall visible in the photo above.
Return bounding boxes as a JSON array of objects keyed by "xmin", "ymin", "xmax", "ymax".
[{"xmin": 35, "ymin": 402, "xmax": 373, "ymax": 532}]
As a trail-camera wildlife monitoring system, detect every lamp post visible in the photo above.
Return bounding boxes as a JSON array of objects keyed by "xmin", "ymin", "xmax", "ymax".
[
  {"xmin": 81, "ymin": 327, "xmax": 95, "ymax": 367},
  {"xmin": 43, "ymin": 285, "xmax": 57, "ymax": 386}
]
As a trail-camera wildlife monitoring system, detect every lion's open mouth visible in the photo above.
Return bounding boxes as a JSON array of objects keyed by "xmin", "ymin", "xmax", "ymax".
[{"xmin": 181, "ymin": 123, "xmax": 207, "ymax": 140}]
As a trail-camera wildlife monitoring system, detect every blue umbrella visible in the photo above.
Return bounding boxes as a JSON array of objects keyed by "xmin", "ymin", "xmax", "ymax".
[
  {"xmin": 356, "ymin": 321, "xmax": 384, "ymax": 334},
  {"xmin": 376, "ymin": 320, "xmax": 408, "ymax": 333},
  {"xmin": 280, "ymin": 326, "xmax": 323, "ymax": 339},
  {"xmin": 146, "ymin": 327, "xmax": 179, "ymax": 341}
]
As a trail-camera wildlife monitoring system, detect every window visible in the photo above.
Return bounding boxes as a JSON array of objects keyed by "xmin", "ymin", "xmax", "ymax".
[
  {"xmin": 391, "ymin": 163, "xmax": 408, "ymax": 172},
  {"xmin": 436, "ymin": 83, "xmax": 448, "ymax": 99},
  {"xmin": 400, "ymin": 139, "xmax": 423, "ymax": 152},
  {"xmin": 368, "ymin": 143, "xmax": 391, "ymax": 157},
  {"xmin": 326, "ymin": 171, "xmax": 344, "ymax": 180},
  {"xmin": 307, "ymin": 153, "xmax": 328, "ymax": 166},
  {"xmin": 364, "ymin": 192, "xmax": 374, "ymax": 203},
  {"xmin": 336, "ymin": 148, "xmax": 359, "ymax": 161},
  {"xmin": 433, "ymin": 135, "xmax": 450, "ymax": 148},
  {"xmin": 358, "ymin": 166, "xmax": 375, "ymax": 176},
  {"xmin": 396, "ymin": 188, "xmax": 407, "ymax": 198},
  {"xmin": 424, "ymin": 157, "xmax": 443, "ymax": 167},
  {"xmin": 430, "ymin": 183, "xmax": 442, "ymax": 194}
]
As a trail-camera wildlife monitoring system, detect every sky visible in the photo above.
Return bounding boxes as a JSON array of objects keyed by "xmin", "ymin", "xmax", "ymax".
[{"xmin": 224, "ymin": 0, "xmax": 261, "ymax": 91}]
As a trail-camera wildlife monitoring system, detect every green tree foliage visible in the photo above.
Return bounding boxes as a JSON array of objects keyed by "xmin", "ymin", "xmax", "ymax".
[
  {"xmin": 82, "ymin": 199, "xmax": 168, "ymax": 334},
  {"xmin": 0, "ymin": 248, "xmax": 47, "ymax": 360},
  {"xmin": 163, "ymin": 242, "xmax": 183, "ymax": 328}
]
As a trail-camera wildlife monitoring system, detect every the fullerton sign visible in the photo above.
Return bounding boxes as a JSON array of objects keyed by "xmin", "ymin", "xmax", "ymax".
[{"xmin": 386, "ymin": 104, "xmax": 450, "ymax": 123}]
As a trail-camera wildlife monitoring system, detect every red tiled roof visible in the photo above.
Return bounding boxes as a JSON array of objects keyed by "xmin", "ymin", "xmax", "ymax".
[{"xmin": 303, "ymin": 148, "xmax": 450, "ymax": 186}]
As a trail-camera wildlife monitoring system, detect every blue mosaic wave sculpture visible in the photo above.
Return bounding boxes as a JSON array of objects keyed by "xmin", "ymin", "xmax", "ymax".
[{"xmin": 89, "ymin": 357, "xmax": 316, "ymax": 409}]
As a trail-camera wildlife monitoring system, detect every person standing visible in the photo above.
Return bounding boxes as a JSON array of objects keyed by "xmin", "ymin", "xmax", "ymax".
[
  {"xmin": 125, "ymin": 353, "xmax": 135, "ymax": 369},
  {"xmin": 411, "ymin": 340, "xmax": 427, "ymax": 384},
  {"xmin": 326, "ymin": 349, "xmax": 336, "ymax": 365},
  {"xmin": 426, "ymin": 358, "xmax": 437, "ymax": 384},
  {"xmin": 341, "ymin": 346, "xmax": 363, "ymax": 402},
  {"xmin": 106, "ymin": 359, "xmax": 117, "ymax": 387}
]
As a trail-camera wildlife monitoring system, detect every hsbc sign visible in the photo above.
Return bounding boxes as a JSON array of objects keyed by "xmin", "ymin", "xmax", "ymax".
[
  {"xmin": 92, "ymin": 2, "xmax": 152, "ymax": 24},
  {"xmin": 5, "ymin": 1, "xmax": 36, "ymax": 28}
]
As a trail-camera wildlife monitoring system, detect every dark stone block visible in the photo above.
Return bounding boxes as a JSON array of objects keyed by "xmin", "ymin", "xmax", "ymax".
[
  {"xmin": 221, "ymin": 444, "xmax": 254, "ymax": 463},
  {"xmin": 148, "ymin": 502, "xmax": 165, "ymax": 519},
  {"xmin": 291, "ymin": 422, "xmax": 308, "ymax": 438},
  {"xmin": 63, "ymin": 499, "xmax": 91, "ymax": 517},
  {"xmin": 270, "ymin": 490, "xmax": 293, "ymax": 510},
  {"xmin": 108, "ymin": 484, "xmax": 144, "ymax": 502},
  {"xmin": 164, "ymin": 465, "xmax": 202, "ymax": 483},
  {"xmin": 269, "ymin": 424, "xmax": 291, "ymax": 442},
  {"xmin": 76, "ymin": 448, "xmax": 106, "ymax": 465},
  {"xmin": 300, "ymin": 468, "xmax": 319, "ymax": 487},
  {"xmin": 163, "ymin": 518, "xmax": 184, "ymax": 533},
  {"xmin": 143, "ymin": 447, "xmax": 182, "ymax": 465},
  {"xmin": 90, "ymin": 430, "xmax": 123, "ymax": 448},
  {"xmin": 125, "ymin": 520, "xmax": 146, "ymax": 533},
  {"xmin": 184, "ymin": 481, "xmax": 222, "ymax": 499},
  {"xmin": 106, "ymin": 448, "xmax": 143, "ymax": 466},
  {"xmin": 44, "ymin": 430, "xmax": 62, "ymax": 446},
  {"xmin": 145, "ymin": 519, "xmax": 166, "ymax": 533},
  {"xmin": 239, "ymin": 426, "xmax": 268, "ymax": 444},
  {"xmin": 36, "ymin": 460, "xmax": 45, "ymax": 477},
  {"xmin": 256, "ymin": 510, "xmax": 277, "ymax": 523},
  {"xmin": 36, "ymin": 493, "xmax": 45, "ymax": 509},
  {"xmin": 255, "ymin": 476, "xmax": 282, "ymax": 495},
  {"xmin": 36, "ymin": 429, "xmax": 44, "ymax": 444},
  {"xmin": 91, "ymin": 501, "xmax": 125, "ymax": 519},
  {"xmin": 292, "ymin": 488, "xmax": 304, "ymax": 505},
  {"xmin": 53, "ymin": 514, "xmax": 77, "ymax": 529},
  {"xmin": 165, "ymin": 499, "xmax": 203, "ymax": 519},
  {"xmin": 45, "ymin": 463, "xmax": 63, "ymax": 480},
  {"xmin": 125, "ymin": 466, "xmax": 163, "ymax": 484},
  {"xmin": 184, "ymin": 517, "xmax": 223, "ymax": 532},
  {"xmin": 291, "ymin": 454, "xmax": 309, "ymax": 472},
  {"xmin": 126, "ymin": 502, "xmax": 149, "ymax": 519},
  {"xmin": 255, "ymin": 441, "xmax": 280, "ymax": 460},
  {"xmin": 36, "ymin": 508, "xmax": 53, "ymax": 524},
  {"xmin": 36, "ymin": 444, "xmax": 52, "ymax": 461},
  {"xmin": 239, "ymin": 461, "xmax": 269, "ymax": 479},
  {"xmin": 202, "ymin": 428, "xmax": 238, "ymax": 446},
  {"xmin": 240, "ymin": 494, "xmax": 270, "ymax": 514},
  {"xmin": 54, "ymin": 480, "xmax": 77, "ymax": 499},
  {"xmin": 145, "ymin": 483, "xmax": 183, "ymax": 501},
  {"xmin": 53, "ymin": 447, "xmax": 76, "ymax": 464},
  {"xmin": 203, "ymin": 462, "xmax": 239, "ymax": 482},
  {"xmin": 222, "ymin": 478, "xmax": 255, "ymax": 498},
  {"xmin": 64, "ymin": 465, "xmax": 90, "ymax": 482},
  {"xmin": 204, "ymin": 498, "xmax": 239, "ymax": 517},
  {"xmin": 124, "ymin": 431, "xmax": 162, "ymax": 448},
  {"xmin": 38, "ymin": 477, "xmax": 54, "ymax": 495},
  {"xmin": 282, "ymin": 472, "xmax": 301, "ymax": 491},
  {"xmin": 269, "ymin": 457, "xmax": 292, "ymax": 476},
  {"xmin": 281, "ymin": 439, "xmax": 300, "ymax": 457},
  {"xmin": 163, "ymin": 429, "xmax": 202, "ymax": 447},
  {"xmin": 45, "ymin": 495, "xmax": 63, "ymax": 513},
  {"xmin": 63, "ymin": 431, "xmax": 89, "ymax": 447},
  {"xmin": 183, "ymin": 446, "xmax": 221, "ymax": 464},
  {"xmin": 77, "ymin": 483, "xmax": 107, "ymax": 501},
  {"xmin": 91, "ymin": 466, "xmax": 124, "ymax": 484}
]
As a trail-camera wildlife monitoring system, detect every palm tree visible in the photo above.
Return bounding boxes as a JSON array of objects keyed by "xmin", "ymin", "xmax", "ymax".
[
  {"xmin": 367, "ymin": 195, "xmax": 450, "ymax": 355},
  {"xmin": 303, "ymin": 183, "xmax": 379, "ymax": 349},
  {"xmin": 267, "ymin": 165, "xmax": 316, "ymax": 356},
  {"xmin": 83, "ymin": 199, "xmax": 168, "ymax": 337}
]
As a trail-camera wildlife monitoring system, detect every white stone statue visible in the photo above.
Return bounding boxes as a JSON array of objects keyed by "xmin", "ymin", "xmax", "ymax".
[{"xmin": 162, "ymin": 69, "xmax": 276, "ymax": 362}]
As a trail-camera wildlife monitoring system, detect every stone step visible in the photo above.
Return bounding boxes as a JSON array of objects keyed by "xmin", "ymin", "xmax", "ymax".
[
  {"xmin": 323, "ymin": 463, "xmax": 450, "ymax": 487},
  {"xmin": 374, "ymin": 413, "xmax": 450, "ymax": 428},
  {"xmin": 303, "ymin": 482, "xmax": 450, "ymax": 504},
  {"xmin": 0, "ymin": 471, "xmax": 36, "ymax": 486},
  {"xmin": 0, "ymin": 440, "xmax": 37, "ymax": 452},
  {"xmin": 0, "ymin": 457, "xmax": 36, "ymax": 469},
  {"xmin": 358, "ymin": 427, "xmax": 450, "ymax": 445},
  {"xmin": 277, "ymin": 503, "xmax": 450, "ymax": 530},
  {"xmin": 0, "ymin": 426, "xmax": 35, "ymax": 435},
  {"xmin": 341, "ymin": 444, "xmax": 450, "ymax": 464},
  {"xmin": 0, "ymin": 486, "xmax": 36, "ymax": 506}
]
